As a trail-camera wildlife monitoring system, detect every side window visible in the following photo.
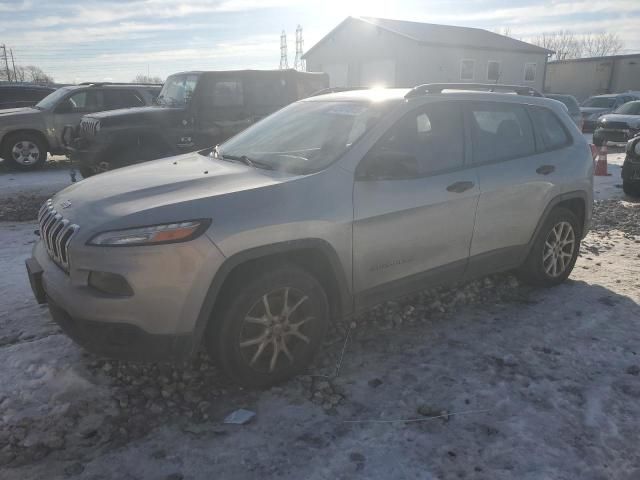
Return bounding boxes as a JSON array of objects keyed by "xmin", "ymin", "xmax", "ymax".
[
  {"xmin": 529, "ymin": 106, "xmax": 571, "ymax": 151},
  {"xmin": 524, "ymin": 63, "xmax": 537, "ymax": 82},
  {"xmin": 250, "ymin": 77, "xmax": 287, "ymax": 107},
  {"xmin": 65, "ymin": 90, "xmax": 104, "ymax": 113},
  {"xmin": 212, "ymin": 80, "xmax": 244, "ymax": 107},
  {"xmin": 364, "ymin": 102, "xmax": 465, "ymax": 177},
  {"xmin": 120, "ymin": 90, "xmax": 145, "ymax": 108},
  {"xmin": 460, "ymin": 59, "xmax": 475, "ymax": 81},
  {"xmin": 487, "ymin": 61, "xmax": 500, "ymax": 82},
  {"xmin": 469, "ymin": 103, "xmax": 535, "ymax": 163}
]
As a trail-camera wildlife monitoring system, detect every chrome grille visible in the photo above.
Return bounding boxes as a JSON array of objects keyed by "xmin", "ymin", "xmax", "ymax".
[
  {"xmin": 38, "ymin": 199, "xmax": 79, "ymax": 272},
  {"xmin": 80, "ymin": 117, "xmax": 100, "ymax": 137}
]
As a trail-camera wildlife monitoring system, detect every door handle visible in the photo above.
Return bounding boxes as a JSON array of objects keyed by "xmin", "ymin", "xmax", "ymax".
[
  {"xmin": 446, "ymin": 181, "xmax": 475, "ymax": 193},
  {"xmin": 536, "ymin": 165, "xmax": 555, "ymax": 175}
]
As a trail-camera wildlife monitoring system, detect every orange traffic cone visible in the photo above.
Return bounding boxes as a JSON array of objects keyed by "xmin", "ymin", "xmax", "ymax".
[{"xmin": 594, "ymin": 145, "xmax": 611, "ymax": 176}]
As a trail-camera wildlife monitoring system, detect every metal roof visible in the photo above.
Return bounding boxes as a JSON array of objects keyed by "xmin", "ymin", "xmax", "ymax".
[{"xmin": 303, "ymin": 16, "xmax": 552, "ymax": 59}]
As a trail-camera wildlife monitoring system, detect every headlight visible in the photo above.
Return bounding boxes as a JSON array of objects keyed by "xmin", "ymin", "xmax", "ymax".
[{"xmin": 88, "ymin": 220, "xmax": 210, "ymax": 246}]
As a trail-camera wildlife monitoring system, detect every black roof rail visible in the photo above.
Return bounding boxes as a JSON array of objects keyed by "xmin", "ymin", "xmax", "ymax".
[
  {"xmin": 308, "ymin": 86, "xmax": 368, "ymax": 97},
  {"xmin": 405, "ymin": 83, "xmax": 543, "ymax": 99},
  {"xmin": 78, "ymin": 82, "xmax": 163, "ymax": 87}
]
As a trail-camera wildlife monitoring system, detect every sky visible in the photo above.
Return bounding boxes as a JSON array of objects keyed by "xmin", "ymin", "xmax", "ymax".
[{"xmin": 1, "ymin": 0, "xmax": 639, "ymax": 83}]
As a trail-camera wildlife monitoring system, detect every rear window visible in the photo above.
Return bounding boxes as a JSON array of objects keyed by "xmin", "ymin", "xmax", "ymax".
[
  {"xmin": 548, "ymin": 95, "xmax": 580, "ymax": 115},
  {"xmin": 469, "ymin": 102, "xmax": 535, "ymax": 163},
  {"xmin": 583, "ymin": 97, "xmax": 615, "ymax": 108},
  {"xmin": 529, "ymin": 106, "xmax": 572, "ymax": 151}
]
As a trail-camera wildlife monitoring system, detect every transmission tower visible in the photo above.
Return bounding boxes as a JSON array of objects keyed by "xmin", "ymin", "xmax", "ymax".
[
  {"xmin": 294, "ymin": 25, "xmax": 305, "ymax": 71},
  {"xmin": 279, "ymin": 30, "xmax": 289, "ymax": 70}
]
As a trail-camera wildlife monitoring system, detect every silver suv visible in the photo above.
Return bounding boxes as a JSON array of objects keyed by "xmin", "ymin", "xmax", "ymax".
[
  {"xmin": 0, "ymin": 83, "xmax": 160, "ymax": 170},
  {"xmin": 26, "ymin": 84, "xmax": 593, "ymax": 387}
]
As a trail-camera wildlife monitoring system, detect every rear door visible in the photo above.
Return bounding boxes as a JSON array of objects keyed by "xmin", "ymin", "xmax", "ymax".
[
  {"xmin": 467, "ymin": 101, "xmax": 572, "ymax": 270},
  {"xmin": 353, "ymin": 101, "xmax": 479, "ymax": 306}
]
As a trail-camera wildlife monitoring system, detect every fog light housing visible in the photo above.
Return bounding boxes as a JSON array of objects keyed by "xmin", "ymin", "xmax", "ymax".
[{"xmin": 88, "ymin": 271, "xmax": 134, "ymax": 296}]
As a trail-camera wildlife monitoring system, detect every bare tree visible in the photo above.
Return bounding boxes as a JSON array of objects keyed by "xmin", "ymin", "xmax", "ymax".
[
  {"xmin": 581, "ymin": 32, "xmax": 623, "ymax": 57},
  {"xmin": 532, "ymin": 30, "xmax": 581, "ymax": 60},
  {"xmin": 0, "ymin": 65, "xmax": 54, "ymax": 84},
  {"xmin": 530, "ymin": 30, "xmax": 624, "ymax": 60},
  {"xmin": 133, "ymin": 74, "xmax": 163, "ymax": 84}
]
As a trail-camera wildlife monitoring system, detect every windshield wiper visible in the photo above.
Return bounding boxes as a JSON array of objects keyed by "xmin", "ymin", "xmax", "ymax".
[{"xmin": 213, "ymin": 147, "xmax": 274, "ymax": 170}]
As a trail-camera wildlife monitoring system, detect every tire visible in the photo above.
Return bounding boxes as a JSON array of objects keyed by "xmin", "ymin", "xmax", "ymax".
[
  {"xmin": 517, "ymin": 207, "xmax": 581, "ymax": 287},
  {"xmin": 1, "ymin": 132, "xmax": 47, "ymax": 170},
  {"xmin": 206, "ymin": 263, "xmax": 329, "ymax": 388},
  {"xmin": 622, "ymin": 180, "xmax": 640, "ymax": 197}
]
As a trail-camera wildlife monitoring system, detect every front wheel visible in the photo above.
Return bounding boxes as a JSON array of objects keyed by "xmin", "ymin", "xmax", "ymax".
[
  {"xmin": 207, "ymin": 264, "xmax": 329, "ymax": 388},
  {"xmin": 518, "ymin": 207, "xmax": 581, "ymax": 287},
  {"xmin": 2, "ymin": 132, "xmax": 47, "ymax": 170},
  {"xmin": 622, "ymin": 180, "xmax": 640, "ymax": 197}
]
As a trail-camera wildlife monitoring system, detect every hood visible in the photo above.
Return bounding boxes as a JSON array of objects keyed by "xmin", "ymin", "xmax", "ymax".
[
  {"xmin": 50, "ymin": 150, "xmax": 293, "ymax": 231},
  {"xmin": 85, "ymin": 105, "xmax": 182, "ymax": 124},
  {"xmin": 580, "ymin": 107, "xmax": 610, "ymax": 116},
  {"xmin": 598, "ymin": 114, "xmax": 640, "ymax": 128},
  {"xmin": 0, "ymin": 107, "xmax": 41, "ymax": 117}
]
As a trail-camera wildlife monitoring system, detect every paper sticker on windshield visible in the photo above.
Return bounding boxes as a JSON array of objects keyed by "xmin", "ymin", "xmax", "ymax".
[{"xmin": 326, "ymin": 104, "xmax": 366, "ymax": 116}]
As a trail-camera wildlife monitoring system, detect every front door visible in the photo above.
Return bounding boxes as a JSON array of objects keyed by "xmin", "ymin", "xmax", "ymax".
[
  {"xmin": 353, "ymin": 101, "xmax": 479, "ymax": 308},
  {"xmin": 51, "ymin": 89, "xmax": 106, "ymax": 151}
]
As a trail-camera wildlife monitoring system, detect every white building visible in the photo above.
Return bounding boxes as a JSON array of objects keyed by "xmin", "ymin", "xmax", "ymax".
[{"xmin": 303, "ymin": 17, "xmax": 551, "ymax": 92}]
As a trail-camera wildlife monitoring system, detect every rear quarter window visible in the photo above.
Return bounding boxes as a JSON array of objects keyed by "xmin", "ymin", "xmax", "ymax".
[{"xmin": 529, "ymin": 106, "xmax": 572, "ymax": 151}]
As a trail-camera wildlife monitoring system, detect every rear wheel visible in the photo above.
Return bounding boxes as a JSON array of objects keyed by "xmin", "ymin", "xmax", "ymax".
[
  {"xmin": 207, "ymin": 264, "xmax": 329, "ymax": 388},
  {"xmin": 518, "ymin": 207, "xmax": 581, "ymax": 287},
  {"xmin": 2, "ymin": 132, "xmax": 47, "ymax": 170}
]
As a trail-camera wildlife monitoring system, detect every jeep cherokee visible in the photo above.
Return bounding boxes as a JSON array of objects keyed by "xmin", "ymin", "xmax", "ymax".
[{"xmin": 26, "ymin": 84, "xmax": 594, "ymax": 387}]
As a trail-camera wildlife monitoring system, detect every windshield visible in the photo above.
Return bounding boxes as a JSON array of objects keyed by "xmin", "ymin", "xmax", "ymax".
[
  {"xmin": 35, "ymin": 87, "xmax": 73, "ymax": 110},
  {"xmin": 582, "ymin": 97, "xmax": 615, "ymax": 108},
  {"xmin": 548, "ymin": 95, "xmax": 579, "ymax": 114},
  {"xmin": 218, "ymin": 100, "xmax": 392, "ymax": 174},
  {"xmin": 156, "ymin": 73, "xmax": 200, "ymax": 107},
  {"xmin": 614, "ymin": 101, "xmax": 640, "ymax": 115}
]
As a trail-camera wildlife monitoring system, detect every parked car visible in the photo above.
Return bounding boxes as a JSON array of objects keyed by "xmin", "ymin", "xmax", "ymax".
[
  {"xmin": 593, "ymin": 100, "xmax": 640, "ymax": 146},
  {"xmin": 0, "ymin": 83, "xmax": 161, "ymax": 170},
  {"xmin": 0, "ymin": 84, "xmax": 57, "ymax": 109},
  {"xmin": 26, "ymin": 84, "xmax": 593, "ymax": 387},
  {"xmin": 580, "ymin": 93, "xmax": 638, "ymax": 132},
  {"xmin": 545, "ymin": 93, "xmax": 582, "ymax": 130},
  {"xmin": 66, "ymin": 69, "xmax": 329, "ymax": 178},
  {"xmin": 622, "ymin": 134, "xmax": 640, "ymax": 196}
]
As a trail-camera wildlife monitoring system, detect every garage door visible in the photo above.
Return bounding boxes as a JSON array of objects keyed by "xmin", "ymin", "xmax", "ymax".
[
  {"xmin": 324, "ymin": 63, "xmax": 348, "ymax": 87},
  {"xmin": 361, "ymin": 59, "xmax": 396, "ymax": 87}
]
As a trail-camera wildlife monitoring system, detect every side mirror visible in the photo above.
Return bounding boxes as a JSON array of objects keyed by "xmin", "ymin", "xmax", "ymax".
[{"xmin": 355, "ymin": 151, "xmax": 419, "ymax": 181}]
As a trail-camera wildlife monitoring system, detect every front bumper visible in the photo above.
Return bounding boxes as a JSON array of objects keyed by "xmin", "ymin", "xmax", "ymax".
[
  {"xmin": 594, "ymin": 127, "xmax": 638, "ymax": 145},
  {"xmin": 26, "ymin": 234, "xmax": 225, "ymax": 362}
]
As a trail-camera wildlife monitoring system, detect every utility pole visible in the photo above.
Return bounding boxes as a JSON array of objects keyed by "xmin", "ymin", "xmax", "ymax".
[
  {"xmin": 10, "ymin": 48, "xmax": 17, "ymax": 83},
  {"xmin": 1, "ymin": 44, "xmax": 11, "ymax": 82},
  {"xmin": 294, "ymin": 25, "xmax": 305, "ymax": 71},
  {"xmin": 279, "ymin": 30, "xmax": 288, "ymax": 70}
]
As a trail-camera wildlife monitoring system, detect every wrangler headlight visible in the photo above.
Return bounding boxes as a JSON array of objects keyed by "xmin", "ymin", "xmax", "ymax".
[{"xmin": 88, "ymin": 220, "xmax": 210, "ymax": 246}]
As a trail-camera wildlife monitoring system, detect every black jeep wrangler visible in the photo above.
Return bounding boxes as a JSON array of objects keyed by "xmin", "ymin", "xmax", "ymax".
[
  {"xmin": 66, "ymin": 69, "xmax": 328, "ymax": 177},
  {"xmin": 622, "ymin": 134, "xmax": 640, "ymax": 197}
]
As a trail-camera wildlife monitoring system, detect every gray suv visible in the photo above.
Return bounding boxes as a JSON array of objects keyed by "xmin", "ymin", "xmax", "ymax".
[
  {"xmin": 26, "ymin": 84, "xmax": 593, "ymax": 387},
  {"xmin": 0, "ymin": 83, "xmax": 160, "ymax": 170}
]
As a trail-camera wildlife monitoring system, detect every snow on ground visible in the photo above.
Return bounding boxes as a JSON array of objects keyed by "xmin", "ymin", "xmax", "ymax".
[{"xmin": 1, "ymin": 145, "xmax": 640, "ymax": 479}]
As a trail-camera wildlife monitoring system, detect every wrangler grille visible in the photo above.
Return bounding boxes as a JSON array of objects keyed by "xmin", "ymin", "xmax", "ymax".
[
  {"xmin": 80, "ymin": 117, "xmax": 101, "ymax": 137},
  {"xmin": 38, "ymin": 199, "xmax": 79, "ymax": 272}
]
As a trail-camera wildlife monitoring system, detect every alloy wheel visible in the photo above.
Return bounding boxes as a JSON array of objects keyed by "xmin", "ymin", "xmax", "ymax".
[
  {"xmin": 239, "ymin": 287, "xmax": 315, "ymax": 374},
  {"xmin": 11, "ymin": 141, "xmax": 41, "ymax": 166},
  {"xmin": 542, "ymin": 221, "xmax": 575, "ymax": 277}
]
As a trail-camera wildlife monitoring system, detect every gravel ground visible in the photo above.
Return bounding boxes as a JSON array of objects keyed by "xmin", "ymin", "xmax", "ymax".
[{"xmin": 0, "ymin": 197, "xmax": 639, "ymax": 479}]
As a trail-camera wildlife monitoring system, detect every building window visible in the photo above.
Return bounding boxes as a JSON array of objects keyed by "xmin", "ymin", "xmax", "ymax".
[
  {"xmin": 460, "ymin": 59, "xmax": 475, "ymax": 81},
  {"xmin": 487, "ymin": 61, "xmax": 501, "ymax": 81},
  {"xmin": 524, "ymin": 63, "xmax": 537, "ymax": 82}
]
